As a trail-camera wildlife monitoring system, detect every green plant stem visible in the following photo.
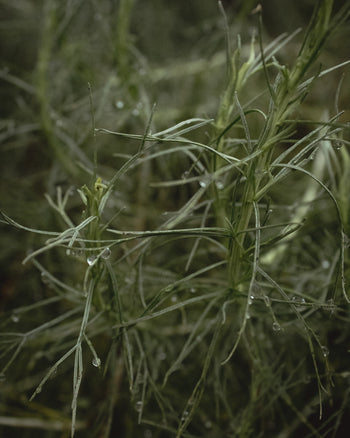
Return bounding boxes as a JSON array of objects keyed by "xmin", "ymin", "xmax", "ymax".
[
  {"xmin": 224, "ymin": 0, "xmax": 341, "ymax": 287},
  {"xmin": 36, "ymin": 0, "xmax": 79, "ymax": 177},
  {"xmin": 115, "ymin": 0, "xmax": 134, "ymax": 83}
]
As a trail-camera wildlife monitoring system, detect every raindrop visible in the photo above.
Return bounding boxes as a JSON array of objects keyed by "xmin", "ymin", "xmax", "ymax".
[
  {"xmin": 101, "ymin": 247, "xmax": 111, "ymax": 259},
  {"xmin": 326, "ymin": 298, "xmax": 335, "ymax": 313},
  {"xmin": 246, "ymin": 312, "xmax": 251, "ymax": 319},
  {"xmin": 321, "ymin": 260, "xmax": 330, "ymax": 269},
  {"xmin": 190, "ymin": 287, "xmax": 196, "ymax": 294},
  {"xmin": 292, "ymin": 296, "xmax": 305, "ymax": 306},
  {"xmin": 199, "ymin": 180, "xmax": 207, "ymax": 188},
  {"xmin": 171, "ymin": 295, "xmax": 178, "ymax": 303},
  {"xmin": 132, "ymin": 108, "xmax": 140, "ymax": 116},
  {"xmin": 135, "ymin": 401, "xmax": 143, "ymax": 412},
  {"xmin": 321, "ymin": 346, "xmax": 329, "ymax": 357},
  {"xmin": 334, "ymin": 140, "xmax": 343, "ymax": 150},
  {"xmin": 158, "ymin": 351, "xmax": 167, "ymax": 361},
  {"xmin": 272, "ymin": 322, "xmax": 281, "ymax": 332},
  {"xmin": 41, "ymin": 272, "xmax": 50, "ymax": 285},
  {"xmin": 181, "ymin": 171, "xmax": 189, "ymax": 179},
  {"xmin": 115, "ymin": 100, "xmax": 124, "ymax": 109},
  {"xmin": 11, "ymin": 314, "xmax": 19, "ymax": 323},
  {"xmin": 204, "ymin": 420, "xmax": 212, "ymax": 429},
  {"xmin": 215, "ymin": 180, "xmax": 224, "ymax": 190},
  {"xmin": 92, "ymin": 357, "xmax": 101, "ymax": 368},
  {"xmin": 87, "ymin": 255, "xmax": 97, "ymax": 266},
  {"xmin": 181, "ymin": 411, "xmax": 189, "ymax": 422}
]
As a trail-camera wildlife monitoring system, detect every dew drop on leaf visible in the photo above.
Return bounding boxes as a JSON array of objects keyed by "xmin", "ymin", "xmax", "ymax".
[
  {"xmin": 135, "ymin": 401, "xmax": 143, "ymax": 412},
  {"xmin": 321, "ymin": 346, "xmax": 329, "ymax": 357},
  {"xmin": 92, "ymin": 357, "xmax": 101, "ymax": 368},
  {"xmin": 101, "ymin": 247, "xmax": 111, "ymax": 259},
  {"xmin": 272, "ymin": 322, "xmax": 281, "ymax": 332},
  {"xmin": 11, "ymin": 314, "xmax": 19, "ymax": 323},
  {"xmin": 87, "ymin": 255, "xmax": 97, "ymax": 266}
]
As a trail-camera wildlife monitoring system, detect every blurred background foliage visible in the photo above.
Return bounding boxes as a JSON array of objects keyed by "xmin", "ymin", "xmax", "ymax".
[{"xmin": 1, "ymin": 1, "xmax": 350, "ymax": 437}]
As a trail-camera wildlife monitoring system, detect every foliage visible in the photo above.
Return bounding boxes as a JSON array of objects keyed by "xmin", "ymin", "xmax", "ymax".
[{"xmin": 1, "ymin": 1, "xmax": 350, "ymax": 437}]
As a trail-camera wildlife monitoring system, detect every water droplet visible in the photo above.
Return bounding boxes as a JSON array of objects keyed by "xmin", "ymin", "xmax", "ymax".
[
  {"xmin": 101, "ymin": 247, "xmax": 111, "ymax": 259},
  {"xmin": 87, "ymin": 255, "xmax": 97, "ymax": 266},
  {"xmin": 292, "ymin": 296, "xmax": 305, "ymax": 306},
  {"xmin": 132, "ymin": 108, "xmax": 140, "ymax": 116},
  {"xmin": 204, "ymin": 420, "xmax": 212, "ymax": 429},
  {"xmin": 321, "ymin": 346, "xmax": 329, "ymax": 357},
  {"xmin": 321, "ymin": 260, "xmax": 330, "ymax": 269},
  {"xmin": 199, "ymin": 180, "xmax": 207, "ymax": 188},
  {"xmin": 92, "ymin": 357, "xmax": 101, "ymax": 368},
  {"xmin": 272, "ymin": 322, "xmax": 281, "ymax": 332},
  {"xmin": 135, "ymin": 401, "xmax": 143, "ymax": 412},
  {"xmin": 190, "ymin": 287, "xmax": 196, "ymax": 294},
  {"xmin": 171, "ymin": 295, "xmax": 178, "ymax": 303},
  {"xmin": 158, "ymin": 351, "xmax": 167, "ymax": 361},
  {"xmin": 326, "ymin": 298, "xmax": 335, "ymax": 313},
  {"xmin": 181, "ymin": 411, "xmax": 189, "ymax": 422},
  {"xmin": 181, "ymin": 171, "xmax": 189, "ymax": 179},
  {"xmin": 215, "ymin": 180, "xmax": 224, "ymax": 190},
  {"xmin": 11, "ymin": 314, "xmax": 19, "ymax": 323},
  {"xmin": 263, "ymin": 295, "xmax": 271, "ymax": 307},
  {"xmin": 41, "ymin": 272, "xmax": 50, "ymax": 284},
  {"xmin": 115, "ymin": 100, "xmax": 124, "ymax": 109},
  {"xmin": 334, "ymin": 140, "xmax": 343, "ymax": 150},
  {"xmin": 246, "ymin": 312, "xmax": 251, "ymax": 319}
]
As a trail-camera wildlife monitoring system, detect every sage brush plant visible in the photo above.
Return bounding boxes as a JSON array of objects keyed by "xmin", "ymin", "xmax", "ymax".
[{"xmin": 1, "ymin": 1, "xmax": 350, "ymax": 437}]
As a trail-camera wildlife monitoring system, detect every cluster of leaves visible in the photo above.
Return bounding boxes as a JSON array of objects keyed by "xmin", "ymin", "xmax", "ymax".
[{"xmin": 1, "ymin": 1, "xmax": 350, "ymax": 437}]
